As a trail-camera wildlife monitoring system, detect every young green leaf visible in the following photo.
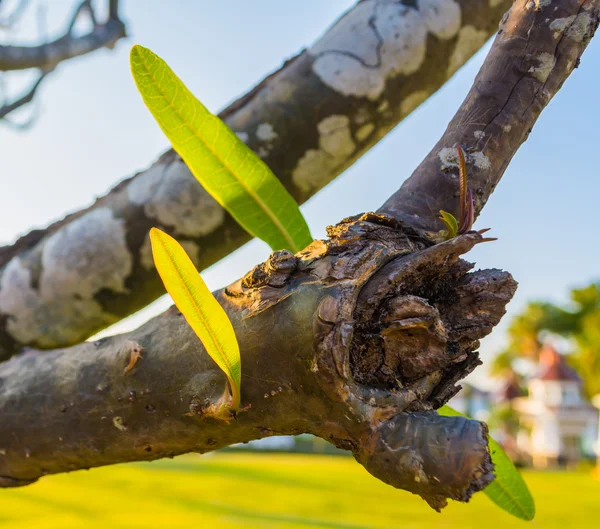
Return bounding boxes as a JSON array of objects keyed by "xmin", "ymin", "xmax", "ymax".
[
  {"xmin": 439, "ymin": 210, "xmax": 459, "ymax": 239},
  {"xmin": 131, "ymin": 45, "xmax": 312, "ymax": 254},
  {"xmin": 439, "ymin": 405, "xmax": 535, "ymax": 521},
  {"xmin": 150, "ymin": 227, "xmax": 242, "ymax": 411}
]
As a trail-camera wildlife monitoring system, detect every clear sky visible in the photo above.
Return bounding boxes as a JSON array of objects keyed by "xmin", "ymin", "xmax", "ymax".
[{"xmin": 1, "ymin": 1, "xmax": 599, "ymax": 385}]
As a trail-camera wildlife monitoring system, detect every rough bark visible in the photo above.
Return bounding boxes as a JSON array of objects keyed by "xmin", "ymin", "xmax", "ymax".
[{"xmin": 0, "ymin": 0, "xmax": 513, "ymax": 359}]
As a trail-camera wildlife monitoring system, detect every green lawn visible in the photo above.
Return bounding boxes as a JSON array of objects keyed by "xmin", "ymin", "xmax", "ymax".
[{"xmin": 0, "ymin": 453, "xmax": 598, "ymax": 528}]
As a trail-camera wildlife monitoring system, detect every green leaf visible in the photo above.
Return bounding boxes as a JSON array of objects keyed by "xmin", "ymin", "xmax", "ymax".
[
  {"xmin": 439, "ymin": 405, "xmax": 535, "ymax": 521},
  {"xmin": 131, "ymin": 45, "xmax": 312, "ymax": 253},
  {"xmin": 439, "ymin": 210, "xmax": 459, "ymax": 239},
  {"xmin": 150, "ymin": 227, "xmax": 242, "ymax": 410}
]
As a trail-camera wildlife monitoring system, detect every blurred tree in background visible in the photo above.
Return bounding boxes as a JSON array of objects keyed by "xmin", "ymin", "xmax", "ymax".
[{"xmin": 492, "ymin": 282, "xmax": 600, "ymax": 398}]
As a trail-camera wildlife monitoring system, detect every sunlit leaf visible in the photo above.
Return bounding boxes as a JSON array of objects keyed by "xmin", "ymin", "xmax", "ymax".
[
  {"xmin": 439, "ymin": 405, "xmax": 535, "ymax": 521},
  {"xmin": 131, "ymin": 45, "xmax": 312, "ymax": 253},
  {"xmin": 150, "ymin": 228, "xmax": 241, "ymax": 410}
]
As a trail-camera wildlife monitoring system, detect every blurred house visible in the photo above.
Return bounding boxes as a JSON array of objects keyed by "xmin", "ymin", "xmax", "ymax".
[
  {"xmin": 512, "ymin": 345, "xmax": 598, "ymax": 468},
  {"xmin": 450, "ymin": 345, "xmax": 600, "ymax": 469}
]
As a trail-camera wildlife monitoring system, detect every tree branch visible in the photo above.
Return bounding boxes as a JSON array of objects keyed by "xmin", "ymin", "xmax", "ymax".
[
  {"xmin": 3, "ymin": 0, "xmax": 598, "ymax": 509},
  {"xmin": 0, "ymin": 69, "xmax": 47, "ymax": 123},
  {"xmin": 0, "ymin": 0, "xmax": 513, "ymax": 359},
  {"xmin": 0, "ymin": 0, "xmax": 126, "ymax": 72},
  {"xmin": 380, "ymin": 0, "xmax": 600, "ymax": 233}
]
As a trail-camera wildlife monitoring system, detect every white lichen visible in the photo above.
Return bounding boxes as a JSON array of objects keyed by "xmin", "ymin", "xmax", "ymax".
[
  {"xmin": 419, "ymin": 0, "xmax": 461, "ymax": 40},
  {"xmin": 549, "ymin": 13, "xmax": 591, "ymax": 41},
  {"xmin": 473, "ymin": 130, "xmax": 485, "ymax": 140},
  {"xmin": 438, "ymin": 147, "xmax": 459, "ymax": 171},
  {"xmin": 128, "ymin": 161, "xmax": 225, "ymax": 237},
  {"xmin": 43, "ymin": 208, "xmax": 132, "ymax": 297},
  {"xmin": 316, "ymin": 115, "xmax": 356, "ymax": 158},
  {"xmin": 256, "ymin": 123, "xmax": 278, "ymax": 142},
  {"xmin": 292, "ymin": 115, "xmax": 356, "ymax": 192},
  {"xmin": 528, "ymin": 52, "xmax": 556, "ymax": 82},
  {"xmin": 310, "ymin": 0, "xmax": 463, "ymax": 100},
  {"xmin": 502, "ymin": 124, "xmax": 512, "ymax": 133},
  {"xmin": 470, "ymin": 151, "xmax": 491, "ymax": 170},
  {"xmin": 447, "ymin": 26, "xmax": 489, "ymax": 77},
  {"xmin": 565, "ymin": 13, "xmax": 592, "ymax": 42},
  {"xmin": 549, "ymin": 15, "xmax": 576, "ymax": 38},
  {"xmin": 235, "ymin": 131, "xmax": 249, "ymax": 143},
  {"xmin": 438, "ymin": 147, "xmax": 491, "ymax": 172},
  {"xmin": 0, "ymin": 208, "xmax": 132, "ymax": 347}
]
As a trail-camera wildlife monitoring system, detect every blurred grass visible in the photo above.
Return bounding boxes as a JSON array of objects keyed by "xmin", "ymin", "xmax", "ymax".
[{"xmin": 0, "ymin": 453, "xmax": 598, "ymax": 528}]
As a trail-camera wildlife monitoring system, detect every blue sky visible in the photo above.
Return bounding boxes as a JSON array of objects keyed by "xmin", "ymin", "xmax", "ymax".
[{"xmin": 1, "ymin": 1, "xmax": 599, "ymax": 384}]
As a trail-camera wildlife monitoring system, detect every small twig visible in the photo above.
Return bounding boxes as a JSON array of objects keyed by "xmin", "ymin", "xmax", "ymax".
[
  {"xmin": 0, "ymin": 0, "xmax": 126, "ymax": 123},
  {"xmin": 67, "ymin": 0, "xmax": 94, "ymax": 34},
  {"xmin": 0, "ymin": 71, "xmax": 48, "ymax": 124},
  {"xmin": 0, "ymin": 0, "xmax": 29, "ymax": 30},
  {"xmin": 0, "ymin": 0, "xmax": 126, "ymax": 72}
]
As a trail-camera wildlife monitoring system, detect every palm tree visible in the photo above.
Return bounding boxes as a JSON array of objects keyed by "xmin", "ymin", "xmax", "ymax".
[{"xmin": 496, "ymin": 283, "xmax": 600, "ymax": 398}]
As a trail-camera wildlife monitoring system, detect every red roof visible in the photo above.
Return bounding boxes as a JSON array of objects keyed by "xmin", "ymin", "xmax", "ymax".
[{"xmin": 536, "ymin": 345, "xmax": 580, "ymax": 382}]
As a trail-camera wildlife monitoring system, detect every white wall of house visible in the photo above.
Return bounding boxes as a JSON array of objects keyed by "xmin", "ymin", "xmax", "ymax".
[
  {"xmin": 592, "ymin": 395, "xmax": 600, "ymax": 459},
  {"xmin": 514, "ymin": 378, "xmax": 597, "ymax": 466}
]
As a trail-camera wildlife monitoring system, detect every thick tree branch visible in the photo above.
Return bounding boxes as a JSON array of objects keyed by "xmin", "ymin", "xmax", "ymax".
[
  {"xmin": 0, "ymin": 0, "xmax": 513, "ymax": 359},
  {"xmin": 380, "ymin": 0, "xmax": 600, "ymax": 233},
  {"xmin": 2, "ymin": 0, "xmax": 597, "ymax": 510},
  {"xmin": 0, "ymin": 220, "xmax": 514, "ymax": 510},
  {"xmin": 0, "ymin": 0, "xmax": 126, "ymax": 72}
]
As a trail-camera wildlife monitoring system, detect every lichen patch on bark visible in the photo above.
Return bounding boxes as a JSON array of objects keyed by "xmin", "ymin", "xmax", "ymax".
[
  {"xmin": 0, "ymin": 208, "xmax": 131, "ymax": 347},
  {"xmin": 256, "ymin": 123, "xmax": 278, "ymax": 142},
  {"xmin": 310, "ymin": 0, "xmax": 463, "ymax": 100},
  {"xmin": 127, "ymin": 161, "xmax": 225, "ymax": 237},
  {"xmin": 447, "ymin": 25, "xmax": 488, "ymax": 76},
  {"xmin": 292, "ymin": 115, "xmax": 356, "ymax": 193},
  {"xmin": 529, "ymin": 52, "xmax": 557, "ymax": 82},
  {"xmin": 400, "ymin": 90, "xmax": 430, "ymax": 116}
]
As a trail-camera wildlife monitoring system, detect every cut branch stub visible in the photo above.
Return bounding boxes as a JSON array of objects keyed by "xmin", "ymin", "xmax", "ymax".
[{"xmin": 226, "ymin": 213, "xmax": 516, "ymax": 509}]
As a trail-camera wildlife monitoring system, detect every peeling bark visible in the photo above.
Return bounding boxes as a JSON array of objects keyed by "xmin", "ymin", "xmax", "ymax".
[
  {"xmin": 0, "ymin": 0, "xmax": 513, "ymax": 359},
  {"xmin": 0, "ymin": 215, "xmax": 516, "ymax": 510}
]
